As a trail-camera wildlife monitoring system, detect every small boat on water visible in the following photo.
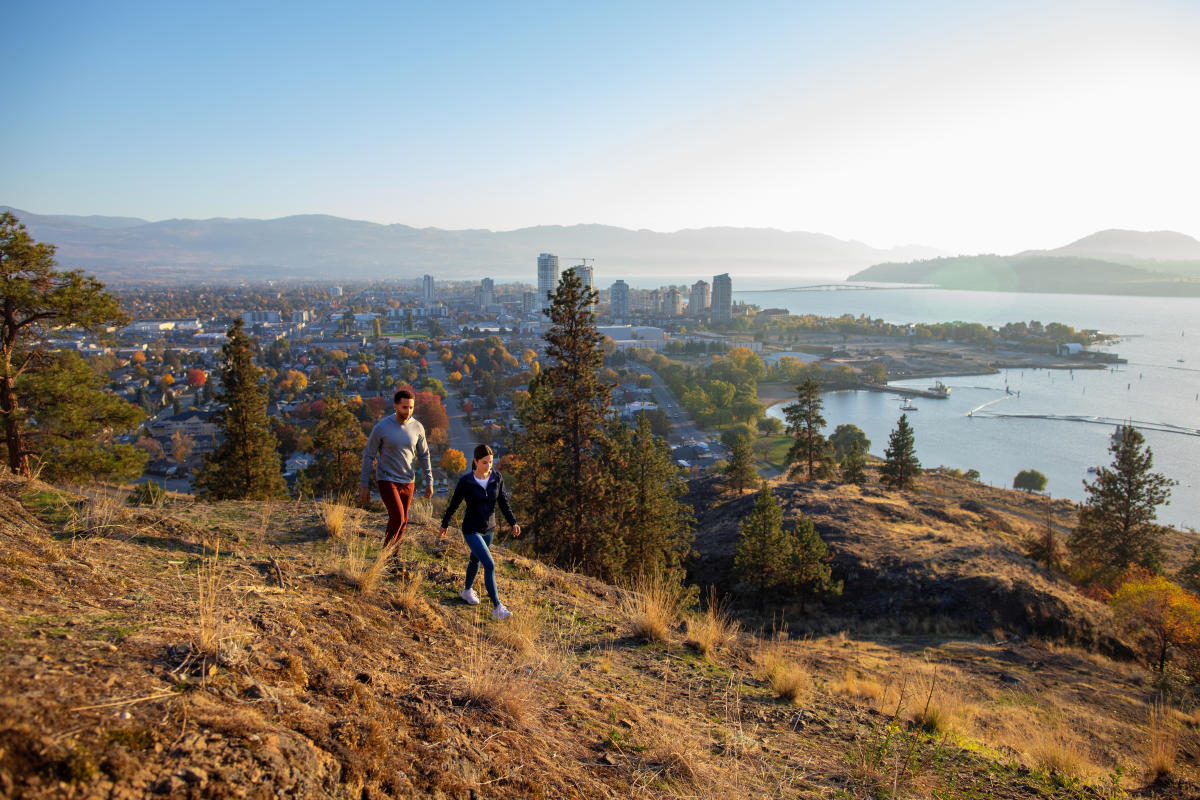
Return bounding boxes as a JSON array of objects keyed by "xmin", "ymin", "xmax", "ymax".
[
  {"xmin": 900, "ymin": 398, "xmax": 918, "ymax": 411},
  {"xmin": 928, "ymin": 380, "xmax": 950, "ymax": 396}
]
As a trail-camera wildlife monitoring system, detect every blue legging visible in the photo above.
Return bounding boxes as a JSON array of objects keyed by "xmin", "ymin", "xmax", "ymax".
[{"xmin": 463, "ymin": 532, "xmax": 501, "ymax": 607}]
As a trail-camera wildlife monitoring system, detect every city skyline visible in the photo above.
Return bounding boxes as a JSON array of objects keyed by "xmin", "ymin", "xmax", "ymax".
[{"xmin": 5, "ymin": 1, "xmax": 1199, "ymax": 256}]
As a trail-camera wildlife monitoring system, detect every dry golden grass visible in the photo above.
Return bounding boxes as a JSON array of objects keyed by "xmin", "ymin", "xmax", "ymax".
[
  {"xmin": 830, "ymin": 668, "xmax": 889, "ymax": 706},
  {"xmin": 196, "ymin": 539, "xmax": 222, "ymax": 654},
  {"xmin": 321, "ymin": 497, "xmax": 354, "ymax": 538},
  {"xmin": 66, "ymin": 488, "xmax": 133, "ymax": 540},
  {"xmin": 489, "ymin": 602, "xmax": 541, "ymax": 658},
  {"xmin": 1148, "ymin": 701, "xmax": 1179, "ymax": 780},
  {"xmin": 619, "ymin": 570, "xmax": 688, "ymax": 643},
  {"xmin": 337, "ymin": 536, "xmax": 397, "ymax": 596},
  {"xmin": 461, "ymin": 639, "xmax": 537, "ymax": 724},
  {"xmin": 684, "ymin": 592, "xmax": 741, "ymax": 661},
  {"xmin": 1027, "ymin": 728, "xmax": 1090, "ymax": 779},
  {"xmin": 390, "ymin": 567, "xmax": 428, "ymax": 616},
  {"xmin": 755, "ymin": 636, "xmax": 809, "ymax": 704}
]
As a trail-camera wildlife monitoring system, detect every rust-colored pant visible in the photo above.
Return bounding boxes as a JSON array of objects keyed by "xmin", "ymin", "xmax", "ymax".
[{"xmin": 377, "ymin": 480, "xmax": 415, "ymax": 547}]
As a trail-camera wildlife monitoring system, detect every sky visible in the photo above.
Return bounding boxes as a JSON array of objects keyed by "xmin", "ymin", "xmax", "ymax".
[{"xmin": 4, "ymin": 0, "xmax": 1199, "ymax": 255}]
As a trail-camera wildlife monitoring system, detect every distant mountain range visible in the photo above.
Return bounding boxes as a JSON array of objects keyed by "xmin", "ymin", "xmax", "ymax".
[
  {"xmin": 849, "ymin": 230, "xmax": 1200, "ymax": 297},
  {"xmin": 0, "ymin": 207, "xmax": 943, "ymax": 286}
]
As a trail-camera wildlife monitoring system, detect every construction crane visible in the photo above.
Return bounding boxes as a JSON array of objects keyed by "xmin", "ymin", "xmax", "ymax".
[{"xmin": 565, "ymin": 257, "xmax": 594, "ymax": 267}]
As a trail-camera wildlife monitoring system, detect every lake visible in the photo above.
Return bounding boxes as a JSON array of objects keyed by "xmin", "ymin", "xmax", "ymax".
[{"xmin": 744, "ymin": 285, "xmax": 1199, "ymax": 531}]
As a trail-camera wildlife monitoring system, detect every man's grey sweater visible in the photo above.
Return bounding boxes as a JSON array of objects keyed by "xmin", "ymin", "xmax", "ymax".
[{"xmin": 360, "ymin": 415, "xmax": 433, "ymax": 487}]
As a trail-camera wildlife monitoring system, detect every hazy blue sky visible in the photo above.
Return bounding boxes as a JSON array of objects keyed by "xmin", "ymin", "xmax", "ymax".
[{"xmin": 5, "ymin": 0, "xmax": 1198, "ymax": 254}]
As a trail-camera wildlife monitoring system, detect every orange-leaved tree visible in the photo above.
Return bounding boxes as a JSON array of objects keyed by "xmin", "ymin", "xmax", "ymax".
[
  {"xmin": 1110, "ymin": 573, "xmax": 1200, "ymax": 673},
  {"xmin": 440, "ymin": 448, "xmax": 466, "ymax": 477}
]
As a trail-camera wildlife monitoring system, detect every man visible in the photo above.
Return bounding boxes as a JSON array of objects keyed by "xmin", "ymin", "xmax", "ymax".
[{"xmin": 360, "ymin": 388, "xmax": 434, "ymax": 547}]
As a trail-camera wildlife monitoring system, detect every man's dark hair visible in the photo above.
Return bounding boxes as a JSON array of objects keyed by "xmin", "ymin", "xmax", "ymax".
[{"xmin": 394, "ymin": 388, "xmax": 415, "ymax": 403}]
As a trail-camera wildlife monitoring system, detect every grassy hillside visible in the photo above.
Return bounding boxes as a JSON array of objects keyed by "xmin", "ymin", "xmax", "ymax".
[{"xmin": 1, "ymin": 471, "xmax": 1196, "ymax": 799}]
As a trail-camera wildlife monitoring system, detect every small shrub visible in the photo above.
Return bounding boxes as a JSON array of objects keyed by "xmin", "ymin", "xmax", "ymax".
[{"xmin": 127, "ymin": 482, "xmax": 167, "ymax": 507}]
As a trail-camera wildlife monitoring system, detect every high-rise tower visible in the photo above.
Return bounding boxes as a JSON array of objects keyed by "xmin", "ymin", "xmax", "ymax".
[
  {"xmin": 610, "ymin": 280, "xmax": 629, "ymax": 318},
  {"xmin": 689, "ymin": 280, "xmax": 710, "ymax": 318},
  {"xmin": 537, "ymin": 253, "xmax": 559, "ymax": 314},
  {"xmin": 711, "ymin": 273, "xmax": 732, "ymax": 323}
]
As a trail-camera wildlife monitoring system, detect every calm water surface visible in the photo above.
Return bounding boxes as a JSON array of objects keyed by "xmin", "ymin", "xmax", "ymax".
[{"xmin": 745, "ymin": 286, "xmax": 1199, "ymax": 530}]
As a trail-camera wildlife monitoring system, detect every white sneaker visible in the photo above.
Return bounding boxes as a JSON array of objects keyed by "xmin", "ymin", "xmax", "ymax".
[
  {"xmin": 460, "ymin": 588, "xmax": 480, "ymax": 605},
  {"xmin": 492, "ymin": 604, "xmax": 511, "ymax": 620}
]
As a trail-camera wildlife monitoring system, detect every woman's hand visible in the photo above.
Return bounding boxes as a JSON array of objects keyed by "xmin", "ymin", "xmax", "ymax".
[{"xmin": 512, "ymin": 524, "xmax": 521, "ymax": 538}]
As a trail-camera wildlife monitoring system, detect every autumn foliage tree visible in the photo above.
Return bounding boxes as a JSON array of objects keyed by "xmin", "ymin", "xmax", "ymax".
[
  {"xmin": 1110, "ymin": 574, "xmax": 1200, "ymax": 673},
  {"xmin": 440, "ymin": 448, "xmax": 466, "ymax": 477}
]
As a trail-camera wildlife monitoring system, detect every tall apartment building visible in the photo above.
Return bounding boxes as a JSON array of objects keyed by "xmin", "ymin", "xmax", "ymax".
[
  {"xmin": 522, "ymin": 291, "xmax": 536, "ymax": 315},
  {"xmin": 573, "ymin": 263, "xmax": 596, "ymax": 311},
  {"xmin": 711, "ymin": 273, "xmax": 732, "ymax": 323},
  {"xmin": 689, "ymin": 280, "xmax": 710, "ymax": 318},
  {"xmin": 480, "ymin": 277, "xmax": 495, "ymax": 309},
  {"xmin": 663, "ymin": 287, "xmax": 682, "ymax": 316},
  {"xmin": 609, "ymin": 280, "xmax": 629, "ymax": 318},
  {"xmin": 422, "ymin": 274, "xmax": 434, "ymax": 302},
  {"xmin": 536, "ymin": 253, "xmax": 559, "ymax": 313}
]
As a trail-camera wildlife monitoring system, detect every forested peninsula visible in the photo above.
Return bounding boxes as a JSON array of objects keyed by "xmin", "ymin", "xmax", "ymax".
[{"xmin": 850, "ymin": 254, "xmax": 1200, "ymax": 296}]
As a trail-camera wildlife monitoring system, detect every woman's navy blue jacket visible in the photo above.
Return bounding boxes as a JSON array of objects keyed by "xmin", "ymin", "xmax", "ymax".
[{"xmin": 440, "ymin": 470, "xmax": 517, "ymax": 535}]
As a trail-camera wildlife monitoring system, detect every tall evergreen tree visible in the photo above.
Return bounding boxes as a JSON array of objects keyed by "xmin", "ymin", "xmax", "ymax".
[
  {"xmin": 1069, "ymin": 426, "xmax": 1176, "ymax": 583},
  {"xmin": 839, "ymin": 441, "xmax": 868, "ymax": 485},
  {"xmin": 513, "ymin": 268, "xmax": 616, "ymax": 577},
  {"xmin": 604, "ymin": 414, "xmax": 694, "ymax": 578},
  {"xmin": 880, "ymin": 413, "xmax": 921, "ymax": 491},
  {"xmin": 18, "ymin": 351, "xmax": 146, "ymax": 483},
  {"xmin": 782, "ymin": 378, "xmax": 831, "ymax": 480},
  {"xmin": 0, "ymin": 213, "xmax": 127, "ymax": 475},
  {"xmin": 734, "ymin": 482, "xmax": 792, "ymax": 609},
  {"xmin": 195, "ymin": 320, "xmax": 287, "ymax": 500},
  {"xmin": 304, "ymin": 396, "xmax": 366, "ymax": 498},
  {"xmin": 788, "ymin": 512, "xmax": 841, "ymax": 611},
  {"xmin": 724, "ymin": 437, "xmax": 758, "ymax": 495}
]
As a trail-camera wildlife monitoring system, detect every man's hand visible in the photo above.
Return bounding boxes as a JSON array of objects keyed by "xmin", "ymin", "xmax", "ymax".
[
  {"xmin": 359, "ymin": 486, "xmax": 370, "ymax": 505},
  {"xmin": 423, "ymin": 484, "xmax": 433, "ymax": 499},
  {"xmin": 512, "ymin": 524, "xmax": 521, "ymax": 538},
  {"xmin": 439, "ymin": 527, "xmax": 448, "ymax": 539}
]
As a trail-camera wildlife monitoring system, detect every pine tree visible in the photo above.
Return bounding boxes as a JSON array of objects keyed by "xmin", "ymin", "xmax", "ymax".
[
  {"xmin": 782, "ymin": 378, "xmax": 831, "ymax": 480},
  {"xmin": 788, "ymin": 513, "xmax": 841, "ymax": 611},
  {"xmin": 1068, "ymin": 426, "xmax": 1176, "ymax": 583},
  {"xmin": 17, "ymin": 350, "xmax": 146, "ymax": 483},
  {"xmin": 0, "ymin": 213, "xmax": 128, "ymax": 475},
  {"xmin": 839, "ymin": 441, "xmax": 867, "ymax": 485},
  {"xmin": 880, "ymin": 413, "xmax": 921, "ymax": 491},
  {"xmin": 605, "ymin": 414, "xmax": 694, "ymax": 578},
  {"xmin": 195, "ymin": 320, "xmax": 287, "ymax": 500},
  {"xmin": 734, "ymin": 482, "xmax": 792, "ymax": 609},
  {"xmin": 724, "ymin": 437, "xmax": 758, "ymax": 495},
  {"xmin": 304, "ymin": 396, "xmax": 366, "ymax": 498},
  {"xmin": 513, "ymin": 268, "xmax": 616, "ymax": 578}
]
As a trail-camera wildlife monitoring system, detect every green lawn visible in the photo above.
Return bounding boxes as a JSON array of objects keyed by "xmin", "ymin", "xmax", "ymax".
[{"xmin": 753, "ymin": 434, "xmax": 792, "ymax": 471}]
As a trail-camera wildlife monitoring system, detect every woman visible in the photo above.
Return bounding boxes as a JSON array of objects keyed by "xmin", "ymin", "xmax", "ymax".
[{"xmin": 439, "ymin": 445, "xmax": 521, "ymax": 620}]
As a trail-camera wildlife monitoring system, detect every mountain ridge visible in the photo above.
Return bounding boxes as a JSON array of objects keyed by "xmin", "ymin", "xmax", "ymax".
[{"xmin": 0, "ymin": 206, "xmax": 942, "ymax": 285}]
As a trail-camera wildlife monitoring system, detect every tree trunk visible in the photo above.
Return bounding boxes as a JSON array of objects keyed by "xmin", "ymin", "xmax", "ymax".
[{"xmin": 0, "ymin": 376, "xmax": 29, "ymax": 475}]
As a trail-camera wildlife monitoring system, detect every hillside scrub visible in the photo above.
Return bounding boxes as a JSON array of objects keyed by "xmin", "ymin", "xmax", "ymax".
[{"xmin": 1, "ymin": 470, "xmax": 1198, "ymax": 798}]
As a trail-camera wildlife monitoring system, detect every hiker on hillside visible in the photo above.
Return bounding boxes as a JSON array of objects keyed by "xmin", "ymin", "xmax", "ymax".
[
  {"xmin": 440, "ymin": 444, "xmax": 520, "ymax": 620},
  {"xmin": 360, "ymin": 388, "xmax": 433, "ymax": 548}
]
